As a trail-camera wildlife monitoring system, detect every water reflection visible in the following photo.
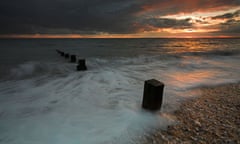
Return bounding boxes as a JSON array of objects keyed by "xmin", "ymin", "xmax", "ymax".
[
  {"xmin": 169, "ymin": 70, "xmax": 217, "ymax": 89},
  {"xmin": 162, "ymin": 39, "xmax": 218, "ymax": 54}
]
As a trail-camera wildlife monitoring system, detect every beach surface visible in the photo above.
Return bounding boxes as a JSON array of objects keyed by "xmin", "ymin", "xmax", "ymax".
[
  {"xmin": 0, "ymin": 39, "xmax": 239, "ymax": 144},
  {"xmin": 143, "ymin": 83, "xmax": 240, "ymax": 144}
]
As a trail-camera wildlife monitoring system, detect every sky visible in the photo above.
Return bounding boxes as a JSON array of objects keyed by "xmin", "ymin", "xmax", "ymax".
[{"xmin": 0, "ymin": 0, "xmax": 240, "ymax": 38}]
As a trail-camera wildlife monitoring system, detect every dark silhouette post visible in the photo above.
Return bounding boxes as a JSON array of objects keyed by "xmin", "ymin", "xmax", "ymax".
[
  {"xmin": 142, "ymin": 79, "xmax": 164, "ymax": 111},
  {"xmin": 77, "ymin": 59, "xmax": 87, "ymax": 71},
  {"xmin": 70, "ymin": 55, "xmax": 77, "ymax": 63},
  {"xmin": 65, "ymin": 53, "xmax": 69, "ymax": 59},
  {"xmin": 61, "ymin": 52, "xmax": 65, "ymax": 56}
]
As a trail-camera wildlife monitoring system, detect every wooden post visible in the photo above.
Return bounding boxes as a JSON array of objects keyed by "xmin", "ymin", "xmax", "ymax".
[
  {"xmin": 142, "ymin": 79, "xmax": 164, "ymax": 111},
  {"xmin": 61, "ymin": 52, "xmax": 65, "ymax": 56},
  {"xmin": 77, "ymin": 59, "xmax": 87, "ymax": 71},
  {"xmin": 65, "ymin": 53, "xmax": 69, "ymax": 59},
  {"xmin": 70, "ymin": 55, "xmax": 76, "ymax": 63}
]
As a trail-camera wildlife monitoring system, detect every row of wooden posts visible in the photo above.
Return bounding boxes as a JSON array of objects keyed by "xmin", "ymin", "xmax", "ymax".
[
  {"xmin": 56, "ymin": 49, "xmax": 87, "ymax": 71},
  {"xmin": 56, "ymin": 50, "xmax": 164, "ymax": 111}
]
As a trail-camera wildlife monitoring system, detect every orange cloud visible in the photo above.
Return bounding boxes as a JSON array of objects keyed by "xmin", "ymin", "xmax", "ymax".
[{"xmin": 140, "ymin": 0, "xmax": 240, "ymax": 15}]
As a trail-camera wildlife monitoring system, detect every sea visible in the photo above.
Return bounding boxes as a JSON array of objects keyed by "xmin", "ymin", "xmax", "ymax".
[{"xmin": 0, "ymin": 38, "xmax": 239, "ymax": 144}]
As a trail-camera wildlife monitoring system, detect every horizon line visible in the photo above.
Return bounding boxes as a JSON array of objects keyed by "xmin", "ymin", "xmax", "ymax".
[{"xmin": 0, "ymin": 34, "xmax": 239, "ymax": 39}]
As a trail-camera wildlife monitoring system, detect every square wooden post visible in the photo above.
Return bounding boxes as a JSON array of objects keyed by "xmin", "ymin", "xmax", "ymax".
[{"xmin": 142, "ymin": 79, "xmax": 164, "ymax": 111}]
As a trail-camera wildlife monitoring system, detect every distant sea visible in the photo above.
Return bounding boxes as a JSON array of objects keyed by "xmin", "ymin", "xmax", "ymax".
[{"xmin": 0, "ymin": 38, "xmax": 239, "ymax": 144}]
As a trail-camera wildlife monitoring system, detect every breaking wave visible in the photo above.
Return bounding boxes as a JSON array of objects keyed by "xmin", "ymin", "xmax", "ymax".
[{"xmin": 0, "ymin": 53, "xmax": 239, "ymax": 144}]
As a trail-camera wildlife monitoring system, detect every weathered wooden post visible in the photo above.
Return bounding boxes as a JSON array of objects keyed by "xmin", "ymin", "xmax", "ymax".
[
  {"xmin": 70, "ymin": 55, "xmax": 77, "ymax": 63},
  {"xmin": 65, "ymin": 53, "xmax": 69, "ymax": 59},
  {"xmin": 142, "ymin": 79, "xmax": 164, "ymax": 111},
  {"xmin": 61, "ymin": 52, "xmax": 65, "ymax": 56},
  {"xmin": 77, "ymin": 59, "xmax": 87, "ymax": 71}
]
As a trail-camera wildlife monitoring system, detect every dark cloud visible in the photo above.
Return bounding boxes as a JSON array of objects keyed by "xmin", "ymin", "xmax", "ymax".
[
  {"xmin": 222, "ymin": 19, "xmax": 240, "ymax": 25},
  {"xmin": 208, "ymin": 9, "xmax": 240, "ymax": 34},
  {"xmin": 138, "ymin": 18, "xmax": 193, "ymax": 30},
  {"xmin": 138, "ymin": 0, "xmax": 240, "ymax": 16},
  {"xmin": 219, "ymin": 19, "xmax": 240, "ymax": 33},
  {"xmin": 0, "ymin": 0, "xmax": 141, "ymax": 34},
  {"xmin": 194, "ymin": 19, "xmax": 209, "ymax": 24},
  {"xmin": 0, "ymin": 0, "xmax": 240, "ymax": 35},
  {"xmin": 212, "ymin": 10, "xmax": 240, "ymax": 19}
]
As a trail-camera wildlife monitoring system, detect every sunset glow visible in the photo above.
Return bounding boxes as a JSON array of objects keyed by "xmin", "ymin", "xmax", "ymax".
[{"xmin": 0, "ymin": 0, "xmax": 239, "ymax": 38}]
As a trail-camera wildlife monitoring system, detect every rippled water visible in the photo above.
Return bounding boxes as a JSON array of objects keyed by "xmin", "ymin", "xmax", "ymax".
[{"xmin": 0, "ymin": 38, "xmax": 239, "ymax": 144}]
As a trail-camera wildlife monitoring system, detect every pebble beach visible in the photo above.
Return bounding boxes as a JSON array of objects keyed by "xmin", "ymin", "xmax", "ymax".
[{"xmin": 143, "ymin": 83, "xmax": 240, "ymax": 144}]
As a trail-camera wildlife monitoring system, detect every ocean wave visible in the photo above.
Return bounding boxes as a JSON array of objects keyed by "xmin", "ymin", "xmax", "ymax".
[
  {"xmin": 176, "ymin": 49, "xmax": 240, "ymax": 57},
  {"xmin": 0, "ymin": 50, "xmax": 239, "ymax": 144},
  {"xmin": 8, "ymin": 61, "xmax": 77, "ymax": 80}
]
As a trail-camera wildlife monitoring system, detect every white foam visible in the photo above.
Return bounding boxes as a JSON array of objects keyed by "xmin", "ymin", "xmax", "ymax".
[
  {"xmin": 10, "ymin": 62, "xmax": 36, "ymax": 77},
  {"xmin": 0, "ymin": 55, "xmax": 239, "ymax": 144}
]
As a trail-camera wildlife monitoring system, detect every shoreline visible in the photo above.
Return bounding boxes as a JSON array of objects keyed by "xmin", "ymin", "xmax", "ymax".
[{"xmin": 143, "ymin": 83, "xmax": 240, "ymax": 144}]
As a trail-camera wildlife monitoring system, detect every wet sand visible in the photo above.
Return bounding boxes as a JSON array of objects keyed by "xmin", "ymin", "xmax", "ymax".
[{"xmin": 143, "ymin": 83, "xmax": 240, "ymax": 144}]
